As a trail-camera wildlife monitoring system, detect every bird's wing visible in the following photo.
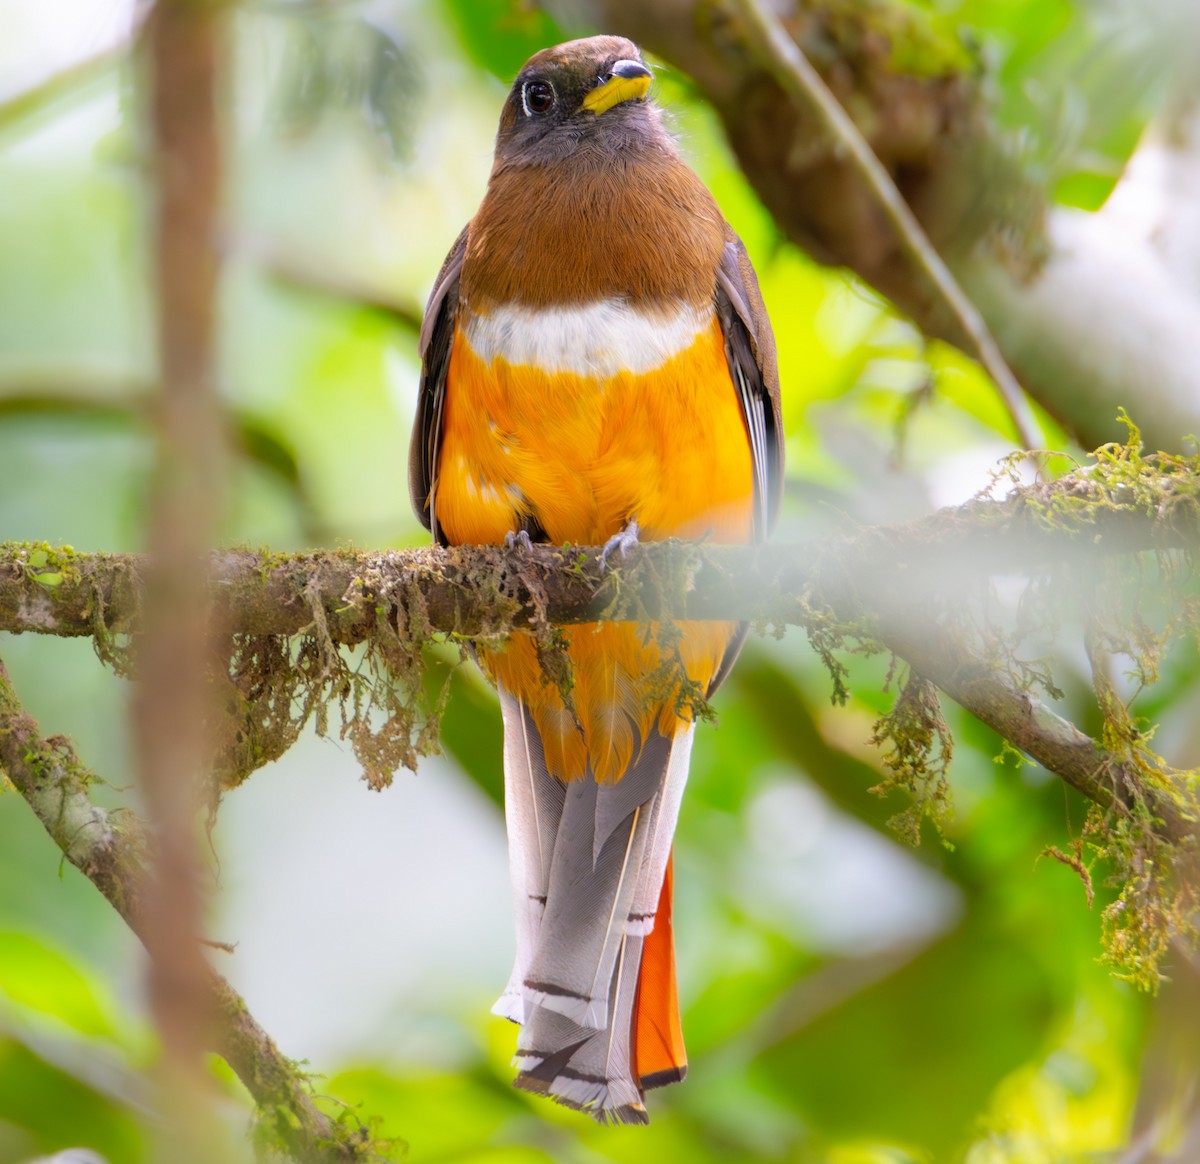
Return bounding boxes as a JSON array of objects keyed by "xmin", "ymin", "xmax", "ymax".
[
  {"xmin": 709, "ymin": 232, "xmax": 786, "ymax": 694},
  {"xmin": 408, "ymin": 224, "xmax": 469, "ymax": 545},
  {"xmin": 714, "ymin": 231, "xmax": 785, "ymax": 542}
]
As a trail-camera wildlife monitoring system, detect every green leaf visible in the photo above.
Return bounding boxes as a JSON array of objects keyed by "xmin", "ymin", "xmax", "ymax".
[
  {"xmin": 0, "ymin": 931, "xmax": 125, "ymax": 1043},
  {"xmin": 442, "ymin": 0, "xmax": 567, "ymax": 81}
]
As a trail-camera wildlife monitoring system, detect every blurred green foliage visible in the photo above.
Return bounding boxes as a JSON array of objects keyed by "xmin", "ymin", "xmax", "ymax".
[{"xmin": 0, "ymin": 1, "xmax": 1190, "ymax": 1162}]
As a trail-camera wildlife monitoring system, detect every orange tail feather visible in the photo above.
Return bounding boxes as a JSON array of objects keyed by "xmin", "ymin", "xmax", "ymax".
[{"xmin": 632, "ymin": 855, "xmax": 687, "ymax": 1089}]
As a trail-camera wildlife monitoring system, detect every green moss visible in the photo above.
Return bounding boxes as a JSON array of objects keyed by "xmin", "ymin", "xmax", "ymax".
[
  {"xmin": 815, "ymin": 0, "xmax": 976, "ymax": 80},
  {"xmin": 795, "ymin": 416, "xmax": 1200, "ymax": 987},
  {"xmin": 870, "ymin": 667, "xmax": 955, "ymax": 846},
  {"xmin": 7, "ymin": 539, "xmax": 83, "ymax": 592}
]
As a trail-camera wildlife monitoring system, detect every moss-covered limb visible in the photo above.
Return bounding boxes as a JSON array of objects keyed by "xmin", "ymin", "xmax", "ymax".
[
  {"xmin": 590, "ymin": 0, "xmax": 1042, "ymax": 337},
  {"xmin": 1, "ymin": 453, "xmax": 1197, "ymax": 640},
  {"xmin": 1, "ymin": 451, "xmax": 1198, "ymax": 829},
  {"xmin": 0, "ymin": 656, "xmax": 395, "ymax": 1163},
  {"xmin": 209, "ymin": 970, "xmax": 396, "ymax": 1162},
  {"xmin": 0, "ymin": 659, "xmax": 151, "ymax": 928},
  {"xmin": 853, "ymin": 583, "xmax": 1194, "ymax": 844},
  {"xmin": 728, "ymin": 0, "xmax": 1037, "ymax": 450},
  {"xmin": 587, "ymin": 0, "xmax": 1200, "ymax": 452}
]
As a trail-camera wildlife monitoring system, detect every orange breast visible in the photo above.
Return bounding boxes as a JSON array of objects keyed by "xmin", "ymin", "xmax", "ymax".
[{"xmin": 436, "ymin": 310, "xmax": 754, "ymax": 781}]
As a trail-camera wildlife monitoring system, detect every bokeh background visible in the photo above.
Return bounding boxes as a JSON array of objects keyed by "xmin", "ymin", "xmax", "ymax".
[{"xmin": 1, "ymin": 1, "xmax": 1196, "ymax": 1161}]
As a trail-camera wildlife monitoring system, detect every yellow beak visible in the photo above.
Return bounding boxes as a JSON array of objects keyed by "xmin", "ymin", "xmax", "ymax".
[{"xmin": 581, "ymin": 70, "xmax": 651, "ymax": 116}]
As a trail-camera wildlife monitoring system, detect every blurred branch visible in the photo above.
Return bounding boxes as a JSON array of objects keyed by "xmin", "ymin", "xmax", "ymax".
[
  {"xmin": 0, "ymin": 42, "xmax": 131, "ymax": 131},
  {"xmin": 139, "ymin": 0, "xmax": 226, "ymax": 1150},
  {"xmin": 0, "ymin": 375, "xmax": 308, "ymax": 501},
  {"xmin": 580, "ymin": 0, "xmax": 1200, "ymax": 452},
  {"xmin": 228, "ymin": 232, "xmax": 423, "ymax": 331},
  {"xmin": 0, "ymin": 390, "xmax": 150, "ymax": 424},
  {"xmin": 1, "ymin": 453, "xmax": 1197, "ymax": 839},
  {"xmin": 0, "ymin": 656, "xmax": 386, "ymax": 1164},
  {"xmin": 727, "ymin": 0, "xmax": 1039, "ymax": 451}
]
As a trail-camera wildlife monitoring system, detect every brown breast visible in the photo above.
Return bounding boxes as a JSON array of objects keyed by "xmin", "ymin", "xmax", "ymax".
[{"xmin": 460, "ymin": 146, "xmax": 728, "ymax": 312}]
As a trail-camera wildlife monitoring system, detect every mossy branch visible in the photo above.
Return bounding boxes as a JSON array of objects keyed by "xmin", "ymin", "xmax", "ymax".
[
  {"xmin": 2, "ymin": 452, "xmax": 1198, "ymax": 839},
  {"xmin": 0, "ymin": 656, "xmax": 392, "ymax": 1163},
  {"xmin": 0, "ymin": 457, "xmax": 1196, "ymax": 638},
  {"xmin": 1, "ymin": 446, "xmax": 1199, "ymax": 1028}
]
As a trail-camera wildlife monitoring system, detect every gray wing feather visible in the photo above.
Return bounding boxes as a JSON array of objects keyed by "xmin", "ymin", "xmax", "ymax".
[
  {"xmin": 409, "ymin": 224, "xmax": 469, "ymax": 544},
  {"xmin": 714, "ymin": 235, "xmax": 785, "ymax": 542}
]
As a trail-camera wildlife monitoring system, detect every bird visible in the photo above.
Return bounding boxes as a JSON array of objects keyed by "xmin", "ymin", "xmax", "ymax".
[{"xmin": 409, "ymin": 34, "xmax": 783, "ymax": 1123}]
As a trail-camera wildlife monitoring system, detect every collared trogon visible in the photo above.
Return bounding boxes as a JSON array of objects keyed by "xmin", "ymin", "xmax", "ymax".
[{"xmin": 409, "ymin": 34, "xmax": 784, "ymax": 1123}]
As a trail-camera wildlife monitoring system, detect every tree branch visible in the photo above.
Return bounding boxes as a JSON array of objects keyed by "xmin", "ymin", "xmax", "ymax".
[
  {"xmin": 1, "ymin": 455, "xmax": 1197, "ymax": 838},
  {"xmin": 139, "ymin": 1, "xmax": 227, "ymax": 1139},
  {"xmin": 587, "ymin": 0, "xmax": 1200, "ymax": 452},
  {"xmin": 727, "ymin": 0, "xmax": 1040, "ymax": 450},
  {"xmin": 0, "ymin": 656, "xmax": 383, "ymax": 1163}
]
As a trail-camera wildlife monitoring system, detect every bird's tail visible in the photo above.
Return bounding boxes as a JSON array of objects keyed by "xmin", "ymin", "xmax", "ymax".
[{"xmin": 495, "ymin": 688, "xmax": 692, "ymax": 1123}]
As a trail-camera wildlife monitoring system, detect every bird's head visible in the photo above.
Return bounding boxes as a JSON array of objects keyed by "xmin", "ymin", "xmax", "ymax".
[{"xmin": 492, "ymin": 35, "xmax": 664, "ymax": 168}]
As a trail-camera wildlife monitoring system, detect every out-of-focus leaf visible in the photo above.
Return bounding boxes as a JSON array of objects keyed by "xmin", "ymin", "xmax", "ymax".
[
  {"xmin": 0, "ymin": 1040, "xmax": 145, "ymax": 1164},
  {"xmin": 729, "ymin": 650, "xmax": 898, "ymax": 838},
  {"xmin": 0, "ymin": 933, "xmax": 125, "ymax": 1045},
  {"xmin": 320, "ymin": 1065, "xmax": 527, "ymax": 1161},
  {"xmin": 442, "ymin": 0, "xmax": 567, "ymax": 81},
  {"xmin": 269, "ymin": 12, "xmax": 421, "ymax": 162},
  {"xmin": 757, "ymin": 916, "xmax": 1056, "ymax": 1154},
  {"xmin": 233, "ymin": 412, "xmax": 301, "ymax": 489}
]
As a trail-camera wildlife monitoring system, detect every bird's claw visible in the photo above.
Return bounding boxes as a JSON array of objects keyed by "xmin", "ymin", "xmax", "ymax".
[
  {"xmin": 598, "ymin": 519, "xmax": 640, "ymax": 572},
  {"xmin": 504, "ymin": 529, "xmax": 535, "ymax": 553}
]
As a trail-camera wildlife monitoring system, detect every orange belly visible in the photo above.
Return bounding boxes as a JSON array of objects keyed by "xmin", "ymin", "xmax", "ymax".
[{"xmin": 437, "ymin": 314, "xmax": 754, "ymax": 781}]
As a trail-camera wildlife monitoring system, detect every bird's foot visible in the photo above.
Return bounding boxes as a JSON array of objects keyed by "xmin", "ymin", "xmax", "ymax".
[
  {"xmin": 598, "ymin": 519, "xmax": 640, "ymax": 572},
  {"xmin": 504, "ymin": 528, "xmax": 536, "ymax": 553}
]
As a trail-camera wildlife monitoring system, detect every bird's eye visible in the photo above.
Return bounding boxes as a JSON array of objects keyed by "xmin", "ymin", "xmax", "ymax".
[{"xmin": 521, "ymin": 80, "xmax": 555, "ymax": 116}]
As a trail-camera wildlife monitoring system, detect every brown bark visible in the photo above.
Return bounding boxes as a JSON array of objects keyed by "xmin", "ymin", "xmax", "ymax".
[{"xmin": 138, "ymin": 0, "xmax": 227, "ymax": 1142}]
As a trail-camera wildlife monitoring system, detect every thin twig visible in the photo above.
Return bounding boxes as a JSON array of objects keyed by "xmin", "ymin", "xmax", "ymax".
[
  {"xmin": 729, "ymin": 0, "xmax": 1043, "ymax": 451},
  {"xmin": 225, "ymin": 230, "xmax": 424, "ymax": 332},
  {"xmin": 0, "ymin": 43, "xmax": 130, "ymax": 131}
]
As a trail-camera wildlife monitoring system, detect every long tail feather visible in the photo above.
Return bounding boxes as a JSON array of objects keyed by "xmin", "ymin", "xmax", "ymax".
[
  {"xmin": 523, "ymin": 780, "xmax": 651, "ymax": 1028},
  {"xmin": 633, "ymin": 856, "xmax": 687, "ymax": 1089},
  {"xmin": 494, "ymin": 690, "xmax": 565, "ymax": 1023},
  {"xmin": 497, "ymin": 681, "xmax": 694, "ymax": 1122},
  {"xmin": 628, "ymin": 725, "xmax": 693, "ymax": 936}
]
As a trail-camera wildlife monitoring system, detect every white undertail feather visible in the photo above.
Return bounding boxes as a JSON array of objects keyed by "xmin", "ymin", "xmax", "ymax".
[
  {"xmin": 494, "ymin": 690, "xmax": 563, "ymax": 1024},
  {"xmin": 495, "ymin": 681, "xmax": 691, "ymax": 1122},
  {"xmin": 627, "ymin": 724, "xmax": 694, "ymax": 937}
]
